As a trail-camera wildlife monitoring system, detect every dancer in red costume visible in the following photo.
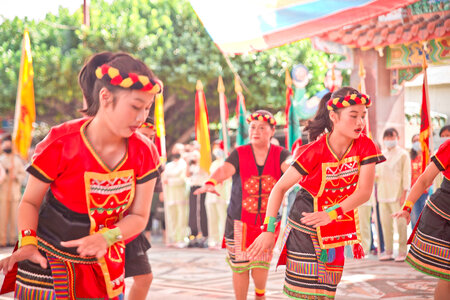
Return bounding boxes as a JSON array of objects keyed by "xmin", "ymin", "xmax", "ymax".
[
  {"xmin": 394, "ymin": 139, "xmax": 450, "ymax": 300},
  {"xmin": 248, "ymin": 87, "xmax": 385, "ymax": 299},
  {"xmin": 195, "ymin": 110, "xmax": 291, "ymax": 300},
  {"xmin": 0, "ymin": 52, "xmax": 162, "ymax": 299}
]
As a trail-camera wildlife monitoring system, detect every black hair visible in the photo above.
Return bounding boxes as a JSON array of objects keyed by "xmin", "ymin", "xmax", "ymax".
[
  {"xmin": 78, "ymin": 52, "xmax": 157, "ymax": 116},
  {"xmin": 304, "ymin": 86, "xmax": 359, "ymax": 141},
  {"xmin": 1, "ymin": 134, "xmax": 12, "ymax": 143},
  {"xmin": 383, "ymin": 127, "xmax": 399, "ymax": 138},
  {"xmin": 439, "ymin": 125, "xmax": 450, "ymax": 137}
]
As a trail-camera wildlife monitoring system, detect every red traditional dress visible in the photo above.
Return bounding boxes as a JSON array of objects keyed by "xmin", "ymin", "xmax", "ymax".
[
  {"xmin": 224, "ymin": 144, "xmax": 290, "ymax": 272},
  {"xmin": 11, "ymin": 118, "xmax": 160, "ymax": 300},
  {"xmin": 278, "ymin": 133, "xmax": 385, "ymax": 299},
  {"xmin": 406, "ymin": 139, "xmax": 450, "ymax": 281}
]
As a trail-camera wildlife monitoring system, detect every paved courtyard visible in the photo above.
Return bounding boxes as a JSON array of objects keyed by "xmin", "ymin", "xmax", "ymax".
[{"xmin": 0, "ymin": 240, "xmax": 436, "ymax": 300}]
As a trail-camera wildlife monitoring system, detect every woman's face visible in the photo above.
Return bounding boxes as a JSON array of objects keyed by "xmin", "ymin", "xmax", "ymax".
[
  {"xmin": 331, "ymin": 104, "xmax": 367, "ymax": 140},
  {"xmin": 138, "ymin": 126, "xmax": 156, "ymax": 142},
  {"xmin": 101, "ymin": 88, "xmax": 155, "ymax": 138},
  {"xmin": 248, "ymin": 120, "xmax": 275, "ymax": 147}
]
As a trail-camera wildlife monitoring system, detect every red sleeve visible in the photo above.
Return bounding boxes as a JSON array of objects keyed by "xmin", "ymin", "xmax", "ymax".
[
  {"xmin": 359, "ymin": 134, "xmax": 386, "ymax": 165},
  {"xmin": 432, "ymin": 139, "xmax": 450, "ymax": 172},
  {"xmin": 27, "ymin": 127, "xmax": 64, "ymax": 183},
  {"xmin": 292, "ymin": 142, "xmax": 318, "ymax": 176},
  {"xmin": 135, "ymin": 137, "xmax": 161, "ymax": 184}
]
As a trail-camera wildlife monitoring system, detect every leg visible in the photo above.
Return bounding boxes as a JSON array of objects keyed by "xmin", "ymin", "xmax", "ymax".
[
  {"xmin": 435, "ymin": 279, "xmax": 450, "ymax": 300},
  {"xmin": 188, "ymin": 187, "xmax": 199, "ymax": 237},
  {"xmin": 128, "ymin": 273, "xmax": 153, "ymax": 300},
  {"xmin": 251, "ymin": 268, "xmax": 269, "ymax": 300},
  {"xmin": 199, "ymin": 193, "xmax": 208, "ymax": 238},
  {"xmin": 0, "ymin": 193, "xmax": 7, "ymax": 246},
  {"xmin": 358, "ymin": 206, "xmax": 372, "ymax": 254},
  {"xmin": 379, "ymin": 202, "xmax": 394, "ymax": 259},
  {"xmin": 393, "ymin": 201, "xmax": 407, "ymax": 260},
  {"xmin": 232, "ymin": 271, "xmax": 250, "ymax": 300}
]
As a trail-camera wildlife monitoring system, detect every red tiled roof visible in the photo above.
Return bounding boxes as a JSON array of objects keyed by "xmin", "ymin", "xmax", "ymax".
[{"xmin": 319, "ymin": 11, "xmax": 450, "ymax": 49}]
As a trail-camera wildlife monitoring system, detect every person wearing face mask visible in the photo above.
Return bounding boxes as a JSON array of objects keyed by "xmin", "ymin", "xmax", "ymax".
[
  {"xmin": 0, "ymin": 134, "xmax": 26, "ymax": 247},
  {"xmin": 409, "ymin": 134, "xmax": 428, "ymax": 229},
  {"xmin": 162, "ymin": 144, "xmax": 188, "ymax": 247},
  {"xmin": 376, "ymin": 128, "xmax": 411, "ymax": 262},
  {"xmin": 205, "ymin": 143, "xmax": 231, "ymax": 249}
]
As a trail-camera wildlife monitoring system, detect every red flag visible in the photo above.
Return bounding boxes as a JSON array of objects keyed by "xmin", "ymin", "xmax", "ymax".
[
  {"xmin": 285, "ymin": 70, "xmax": 293, "ymax": 149},
  {"xmin": 419, "ymin": 64, "xmax": 431, "ymax": 173}
]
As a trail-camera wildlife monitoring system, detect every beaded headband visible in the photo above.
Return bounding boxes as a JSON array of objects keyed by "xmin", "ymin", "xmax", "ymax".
[
  {"xmin": 140, "ymin": 122, "xmax": 155, "ymax": 130},
  {"xmin": 246, "ymin": 112, "xmax": 276, "ymax": 126},
  {"xmin": 327, "ymin": 93, "xmax": 371, "ymax": 111},
  {"xmin": 95, "ymin": 64, "xmax": 162, "ymax": 94}
]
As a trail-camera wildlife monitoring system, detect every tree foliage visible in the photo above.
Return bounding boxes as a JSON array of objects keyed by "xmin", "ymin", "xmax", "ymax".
[{"xmin": 0, "ymin": 0, "xmax": 342, "ymax": 146}]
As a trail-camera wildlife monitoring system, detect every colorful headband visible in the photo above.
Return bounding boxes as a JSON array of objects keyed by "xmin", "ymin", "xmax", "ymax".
[
  {"xmin": 327, "ymin": 93, "xmax": 371, "ymax": 111},
  {"xmin": 140, "ymin": 122, "xmax": 155, "ymax": 130},
  {"xmin": 95, "ymin": 64, "xmax": 162, "ymax": 94},
  {"xmin": 246, "ymin": 112, "xmax": 276, "ymax": 126}
]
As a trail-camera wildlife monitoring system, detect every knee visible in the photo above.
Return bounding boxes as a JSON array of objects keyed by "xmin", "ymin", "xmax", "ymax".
[{"xmin": 134, "ymin": 273, "xmax": 153, "ymax": 287}]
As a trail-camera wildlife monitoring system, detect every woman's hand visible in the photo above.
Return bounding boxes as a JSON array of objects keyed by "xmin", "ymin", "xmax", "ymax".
[
  {"xmin": 0, "ymin": 245, "xmax": 47, "ymax": 274},
  {"xmin": 193, "ymin": 184, "xmax": 220, "ymax": 196},
  {"xmin": 247, "ymin": 232, "xmax": 276, "ymax": 260},
  {"xmin": 392, "ymin": 210, "xmax": 411, "ymax": 224},
  {"xmin": 300, "ymin": 211, "xmax": 332, "ymax": 228},
  {"xmin": 61, "ymin": 233, "xmax": 109, "ymax": 259}
]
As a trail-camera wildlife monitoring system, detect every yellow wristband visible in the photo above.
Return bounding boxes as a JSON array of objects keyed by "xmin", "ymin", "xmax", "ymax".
[
  {"xmin": 327, "ymin": 210, "xmax": 338, "ymax": 220},
  {"xmin": 99, "ymin": 227, "xmax": 123, "ymax": 247},
  {"xmin": 20, "ymin": 236, "xmax": 38, "ymax": 248}
]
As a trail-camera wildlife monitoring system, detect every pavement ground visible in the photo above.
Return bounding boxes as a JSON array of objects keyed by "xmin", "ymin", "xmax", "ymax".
[{"xmin": 0, "ymin": 239, "xmax": 436, "ymax": 300}]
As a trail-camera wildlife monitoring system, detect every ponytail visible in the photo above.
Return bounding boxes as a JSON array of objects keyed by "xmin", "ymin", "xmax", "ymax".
[{"xmin": 305, "ymin": 86, "xmax": 359, "ymax": 141}]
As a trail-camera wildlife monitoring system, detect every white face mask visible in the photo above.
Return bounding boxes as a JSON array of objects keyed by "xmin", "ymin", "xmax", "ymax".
[
  {"xmin": 434, "ymin": 137, "xmax": 450, "ymax": 150},
  {"xmin": 412, "ymin": 141, "xmax": 421, "ymax": 152},
  {"xmin": 384, "ymin": 140, "xmax": 398, "ymax": 149}
]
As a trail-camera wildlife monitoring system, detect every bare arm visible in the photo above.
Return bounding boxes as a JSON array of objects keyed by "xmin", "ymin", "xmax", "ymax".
[
  {"xmin": 61, "ymin": 178, "xmax": 156, "ymax": 257},
  {"xmin": 301, "ymin": 163, "xmax": 375, "ymax": 227},
  {"xmin": 0, "ymin": 175, "xmax": 51, "ymax": 273},
  {"xmin": 194, "ymin": 161, "xmax": 236, "ymax": 195},
  {"xmin": 247, "ymin": 165, "xmax": 302, "ymax": 258},
  {"xmin": 393, "ymin": 162, "xmax": 440, "ymax": 222}
]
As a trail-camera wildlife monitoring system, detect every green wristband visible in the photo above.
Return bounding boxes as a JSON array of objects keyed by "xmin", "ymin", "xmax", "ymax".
[
  {"xmin": 264, "ymin": 216, "xmax": 277, "ymax": 233},
  {"xmin": 100, "ymin": 227, "xmax": 123, "ymax": 247}
]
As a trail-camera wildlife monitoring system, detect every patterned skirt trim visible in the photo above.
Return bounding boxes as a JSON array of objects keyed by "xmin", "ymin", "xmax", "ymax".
[
  {"xmin": 406, "ymin": 228, "xmax": 450, "ymax": 281},
  {"xmin": 224, "ymin": 219, "xmax": 274, "ymax": 273},
  {"xmin": 282, "ymin": 217, "xmax": 344, "ymax": 299}
]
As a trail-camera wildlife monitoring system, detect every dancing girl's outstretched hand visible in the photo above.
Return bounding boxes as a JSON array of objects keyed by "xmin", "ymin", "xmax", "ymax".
[
  {"xmin": 247, "ymin": 232, "xmax": 276, "ymax": 260},
  {"xmin": 61, "ymin": 233, "xmax": 108, "ymax": 259},
  {"xmin": 0, "ymin": 245, "xmax": 47, "ymax": 274},
  {"xmin": 193, "ymin": 184, "xmax": 220, "ymax": 196},
  {"xmin": 392, "ymin": 210, "xmax": 411, "ymax": 224},
  {"xmin": 300, "ymin": 211, "xmax": 332, "ymax": 228}
]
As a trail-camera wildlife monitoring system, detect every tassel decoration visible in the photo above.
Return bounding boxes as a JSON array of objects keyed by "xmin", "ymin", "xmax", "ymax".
[
  {"xmin": 319, "ymin": 249, "xmax": 328, "ymax": 263},
  {"xmin": 352, "ymin": 243, "xmax": 365, "ymax": 259},
  {"xmin": 327, "ymin": 248, "xmax": 336, "ymax": 263},
  {"xmin": 344, "ymin": 245, "xmax": 353, "ymax": 258}
]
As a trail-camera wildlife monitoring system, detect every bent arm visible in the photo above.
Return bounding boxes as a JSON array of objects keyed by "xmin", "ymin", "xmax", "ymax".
[
  {"xmin": 18, "ymin": 175, "xmax": 51, "ymax": 232},
  {"xmin": 339, "ymin": 163, "xmax": 376, "ymax": 213},
  {"xmin": 116, "ymin": 178, "xmax": 156, "ymax": 238},
  {"xmin": 405, "ymin": 162, "xmax": 439, "ymax": 206},
  {"xmin": 265, "ymin": 166, "xmax": 302, "ymax": 218}
]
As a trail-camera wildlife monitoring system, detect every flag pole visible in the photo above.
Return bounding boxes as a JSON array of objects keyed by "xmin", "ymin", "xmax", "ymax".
[{"xmin": 218, "ymin": 76, "xmax": 229, "ymax": 155}]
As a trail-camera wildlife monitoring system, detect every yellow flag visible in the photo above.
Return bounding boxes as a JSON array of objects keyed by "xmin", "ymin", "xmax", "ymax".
[
  {"xmin": 13, "ymin": 29, "xmax": 35, "ymax": 160},
  {"xmin": 154, "ymin": 93, "xmax": 166, "ymax": 162},
  {"xmin": 195, "ymin": 80, "xmax": 212, "ymax": 173}
]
